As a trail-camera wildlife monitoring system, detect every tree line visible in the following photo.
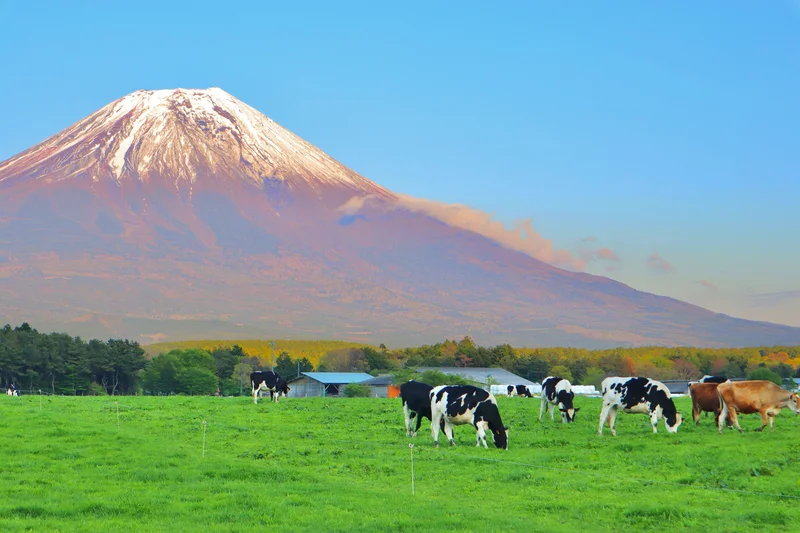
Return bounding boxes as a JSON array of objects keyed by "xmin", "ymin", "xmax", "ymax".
[{"xmin": 2, "ymin": 323, "xmax": 799, "ymax": 395}]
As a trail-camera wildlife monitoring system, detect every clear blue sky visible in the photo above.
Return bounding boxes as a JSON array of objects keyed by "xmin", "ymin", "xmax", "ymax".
[{"xmin": 1, "ymin": 1, "xmax": 798, "ymax": 325}]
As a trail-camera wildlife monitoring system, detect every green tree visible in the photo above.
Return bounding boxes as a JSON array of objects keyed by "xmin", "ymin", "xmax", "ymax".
[
  {"xmin": 548, "ymin": 365, "xmax": 573, "ymax": 383},
  {"xmin": 176, "ymin": 367, "xmax": 219, "ymax": 395},
  {"xmin": 747, "ymin": 367, "xmax": 783, "ymax": 386}
]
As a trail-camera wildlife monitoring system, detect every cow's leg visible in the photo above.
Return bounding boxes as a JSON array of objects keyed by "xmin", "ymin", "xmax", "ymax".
[
  {"xmin": 650, "ymin": 410, "xmax": 659, "ymax": 433},
  {"xmin": 692, "ymin": 403, "xmax": 700, "ymax": 425},
  {"xmin": 538, "ymin": 397, "xmax": 547, "ymax": 422},
  {"xmin": 475, "ymin": 422, "xmax": 488, "ymax": 448},
  {"xmin": 252, "ymin": 387, "xmax": 259, "ymax": 405},
  {"xmin": 431, "ymin": 411, "xmax": 443, "ymax": 447},
  {"xmin": 403, "ymin": 404, "xmax": 413, "ymax": 436},
  {"xmin": 607, "ymin": 407, "xmax": 618, "ymax": 437},
  {"xmin": 549, "ymin": 403, "xmax": 556, "ymax": 421},
  {"xmin": 414, "ymin": 413, "xmax": 425, "ymax": 437},
  {"xmin": 445, "ymin": 420, "xmax": 456, "ymax": 446},
  {"xmin": 597, "ymin": 403, "xmax": 611, "ymax": 435},
  {"xmin": 721, "ymin": 402, "xmax": 742, "ymax": 434},
  {"xmin": 755, "ymin": 409, "xmax": 769, "ymax": 432}
]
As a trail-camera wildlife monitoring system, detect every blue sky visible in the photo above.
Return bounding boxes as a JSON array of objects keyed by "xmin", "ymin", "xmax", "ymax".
[{"xmin": 1, "ymin": 1, "xmax": 798, "ymax": 325}]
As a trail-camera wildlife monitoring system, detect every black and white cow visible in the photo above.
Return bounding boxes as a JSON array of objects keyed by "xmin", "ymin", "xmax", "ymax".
[
  {"xmin": 699, "ymin": 375, "xmax": 729, "ymax": 384},
  {"xmin": 539, "ymin": 376, "xmax": 579, "ymax": 423},
  {"xmin": 400, "ymin": 380, "xmax": 437, "ymax": 437},
  {"xmin": 250, "ymin": 371, "xmax": 290, "ymax": 404},
  {"xmin": 598, "ymin": 376, "xmax": 682, "ymax": 436},
  {"xmin": 430, "ymin": 385, "xmax": 508, "ymax": 449},
  {"xmin": 6, "ymin": 384, "xmax": 19, "ymax": 396},
  {"xmin": 507, "ymin": 385, "xmax": 533, "ymax": 398}
]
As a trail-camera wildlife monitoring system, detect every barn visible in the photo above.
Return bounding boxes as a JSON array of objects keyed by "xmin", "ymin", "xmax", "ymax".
[
  {"xmin": 416, "ymin": 367, "xmax": 539, "ymax": 394},
  {"xmin": 359, "ymin": 375, "xmax": 398, "ymax": 398},
  {"xmin": 287, "ymin": 372, "xmax": 374, "ymax": 397}
]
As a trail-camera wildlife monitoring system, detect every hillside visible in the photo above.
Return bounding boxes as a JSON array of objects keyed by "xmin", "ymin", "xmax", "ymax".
[{"xmin": 143, "ymin": 339, "xmax": 376, "ymax": 367}]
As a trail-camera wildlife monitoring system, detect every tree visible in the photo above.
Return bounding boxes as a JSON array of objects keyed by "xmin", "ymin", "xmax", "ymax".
[
  {"xmin": 582, "ymin": 367, "xmax": 606, "ymax": 390},
  {"xmin": 747, "ymin": 367, "xmax": 782, "ymax": 386},
  {"xmin": 176, "ymin": 367, "xmax": 219, "ymax": 395},
  {"xmin": 548, "ymin": 365, "xmax": 573, "ymax": 383},
  {"xmin": 319, "ymin": 348, "xmax": 367, "ymax": 372},
  {"xmin": 210, "ymin": 347, "xmax": 240, "ymax": 381},
  {"xmin": 672, "ymin": 359, "xmax": 700, "ymax": 380},
  {"xmin": 343, "ymin": 383, "xmax": 370, "ymax": 397},
  {"xmin": 274, "ymin": 352, "xmax": 296, "ymax": 379}
]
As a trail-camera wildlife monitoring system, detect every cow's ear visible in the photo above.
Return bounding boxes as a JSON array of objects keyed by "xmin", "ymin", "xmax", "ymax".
[{"xmin": 574, "ymin": 407, "xmax": 581, "ymax": 412}]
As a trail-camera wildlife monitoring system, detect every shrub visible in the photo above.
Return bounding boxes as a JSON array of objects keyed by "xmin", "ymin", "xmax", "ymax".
[
  {"xmin": 342, "ymin": 383, "xmax": 370, "ymax": 397},
  {"xmin": 747, "ymin": 367, "xmax": 783, "ymax": 386}
]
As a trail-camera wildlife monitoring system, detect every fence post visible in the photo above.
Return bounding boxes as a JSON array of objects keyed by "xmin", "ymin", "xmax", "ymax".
[
  {"xmin": 202, "ymin": 420, "xmax": 207, "ymax": 458},
  {"xmin": 409, "ymin": 443, "xmax": 415, "ymax": 496},
  {"xmin": 115, "ymin": 400, "xmax": 120, "ymax": 431}
]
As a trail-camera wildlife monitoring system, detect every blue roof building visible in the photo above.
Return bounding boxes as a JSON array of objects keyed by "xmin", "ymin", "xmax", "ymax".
[{"xmin": 288, "ymin": 372, "xmax": 374, "ymax": 397}]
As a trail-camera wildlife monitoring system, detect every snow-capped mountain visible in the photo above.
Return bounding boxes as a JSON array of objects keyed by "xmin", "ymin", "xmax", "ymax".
[
  {"xmin": 0, "ymin": 88, "xmax": 391, "ymax": 198},
  {"xmin": 0, "ymin": 88, "xmax": 798, "ymax": 347}
]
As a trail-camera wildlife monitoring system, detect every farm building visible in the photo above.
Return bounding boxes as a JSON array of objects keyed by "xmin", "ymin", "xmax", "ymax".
[
  {"xmin": 416, "ymin": 367, "xmax": 540, "ymax": 394},
  {"xmin": 359, "ymin": 375, "xmax": 399, "ymax": 398},
  {"xmin": 288, "ymin": 372, "xmax": 373, "ymax": 397}
]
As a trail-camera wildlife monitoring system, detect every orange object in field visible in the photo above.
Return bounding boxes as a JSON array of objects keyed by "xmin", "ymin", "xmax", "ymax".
[{"xmin": 388, "ymin": 385, "xmax": 400, "ymax": 398}]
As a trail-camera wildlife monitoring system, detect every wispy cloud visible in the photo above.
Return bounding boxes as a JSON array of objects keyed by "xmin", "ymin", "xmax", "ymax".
[
  {"xmin": 596, "ymin": 248, "xmax": 620, "ymax": 262},
  {"xmin": 747, "ymin": 290, "xmax": 800, "ymax": 306},
  {"xmin": 581, "ymin": 236, "xmax": 597, "ymax": 242},
  {"xmin": 647, "ymin": 252, "xmax": 675, "ymax": 272},
  {"xmin": 698, "ymin": 279, "xmax": 718, "ymax": 292},
  {"xmin": 338, "ymin": 194, "xmax": 585, "ymax": 270}
]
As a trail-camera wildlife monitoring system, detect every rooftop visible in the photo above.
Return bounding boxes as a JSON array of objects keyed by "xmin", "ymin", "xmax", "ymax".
[
  {"xmin": 416, "ymin": 367, "xmax": 535, "ymax": 386},
  {"xmin": 300, "ymin": 372, "xmax": 374, "ymax": 385}
]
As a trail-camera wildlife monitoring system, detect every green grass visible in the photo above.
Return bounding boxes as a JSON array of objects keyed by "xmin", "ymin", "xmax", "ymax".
[{"xmin": 1, "ymin": 394, "xmax": 799, "ymax": 532}]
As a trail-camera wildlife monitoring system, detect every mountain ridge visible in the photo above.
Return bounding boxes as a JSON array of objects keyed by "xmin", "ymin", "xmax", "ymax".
[{"xmin": 1, "ymin": 88, "xmax": 798, "ymax": 348}]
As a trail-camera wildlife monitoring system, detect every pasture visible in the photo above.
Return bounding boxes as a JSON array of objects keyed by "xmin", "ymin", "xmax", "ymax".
[{"xmin": 1, "ymin": 394, "xmax": 799, "ymax": 532}]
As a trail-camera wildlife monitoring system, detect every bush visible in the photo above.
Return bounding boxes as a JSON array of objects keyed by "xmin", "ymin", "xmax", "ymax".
[
  {"xmin": 747, "ymin": 367, "xmax": 783, "ymax": 386},
  {"xmin": 343, "ymin": 383, "xmax": 370, "ymax": 397},
  {"xmin": 88, "ymin": 383, "xmax": 108, "ymax": 396}
]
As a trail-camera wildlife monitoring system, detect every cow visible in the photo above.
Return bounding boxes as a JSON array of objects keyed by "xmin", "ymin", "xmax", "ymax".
[
  {"xmin": 539, "ymin": 376, "xmax": 579, "ymax": 423},
  {"xmin": 400, "ymin": 380, "xmax": 436, "ymax": 437},
  {"xmin": 250, "ymin": 371, "xmax": 290, "ymax": 404},
  {"xmin": 6, "ymin": 384, "xmax": 19, "ymax": 396},
  {"xmin": 716, "ymin": 380, "xmax": 800, "ymax": 433},
  {"xmin": 700, "ymin": 375, "xmax": 729, "ymax": 384},
  {"xmin": 598, "ymin": 377, "xmax": 682, "ymax": 436},
  {"xmin": 688, "ymin": 382, "xmax": 732, "ymax": 427},
  {"xmin": 430, "ymin": 385, "xmax": 508, "ymax": 449},
  {"xmin": 507, "ymin": 385, "xmax": 532, "ymax": 398}
]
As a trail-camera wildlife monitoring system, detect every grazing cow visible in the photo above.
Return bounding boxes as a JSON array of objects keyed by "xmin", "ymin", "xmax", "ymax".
[
  {"xmin": 688, "ymin": 382, "xmax": 732, "ymax": 427},
  {"xmin": 400, "ymin": 380, "xmax": 436, "ymax": 437},
  {"xmin": 598, "ymin": 377, "xmax": 682, "ymax": 436},
  {"xmin": 539, "ymin": 376, "xmax": 579, "ymax": 423},
  {"xmin": 250, "ymin": 371, "xmax": 290, "ymax": 404},
  {"xmin": 430, "ymin": 385, "xmax": 508, "ymax": 449},
  {"xmin": 6, "ymin": 384, "xmax": 19, "ymax": 396},
  {"xmin": 700, "ymin": 375, "xmax": 729, "ymax": 384},
  {"xmin": 507, "ymin": 385, "xmax": 532, "ymax": 398},
  {"xmin": 717, "ymin": 380, "xmax": 800, "ymax": 433}
]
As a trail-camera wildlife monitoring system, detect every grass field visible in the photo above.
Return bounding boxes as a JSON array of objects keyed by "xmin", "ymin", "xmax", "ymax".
[{"xmin": 1, "ymin": 394, "xmax": 799, "ymax": 532}]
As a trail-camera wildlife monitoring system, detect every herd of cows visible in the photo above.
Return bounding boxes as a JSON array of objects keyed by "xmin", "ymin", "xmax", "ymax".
[
  {"xmin": 395, "ymin": 375, "xmax": 800, "ymax": 449},
  {"xmin": 7, "ymin": 371, "xmax": 799, "ymax": 449}
]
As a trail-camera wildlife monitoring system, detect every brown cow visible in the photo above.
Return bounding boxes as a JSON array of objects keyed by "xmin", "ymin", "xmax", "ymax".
[
  {"xmin": 688, "ymin": 382, "xmax": 732, "ymax": 427},
  {"xmin": 717, "ymin": 380, "xmax": 800, "ymax": 434}
]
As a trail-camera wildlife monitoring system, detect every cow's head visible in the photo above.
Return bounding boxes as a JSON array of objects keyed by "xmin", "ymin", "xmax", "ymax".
[
  {"xmin": 788, "ymin": 393, "xmax": 800, "ymax": 414},
  {"xmin": 665, "ymin": 412, "xmax": 683, "ymax": 433},
  {"xmin": 492, "ymin": 427, "xmax": 509, "ymax": 450},
  {"xmin": 557, "ymin": 390, "xmax": 579, "ymax": 422}
]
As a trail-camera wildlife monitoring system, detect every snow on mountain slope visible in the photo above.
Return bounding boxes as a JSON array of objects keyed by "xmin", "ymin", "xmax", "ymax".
[{"xmin": 0, "ymin": 88, "xmax": 393, "ymax": 198}]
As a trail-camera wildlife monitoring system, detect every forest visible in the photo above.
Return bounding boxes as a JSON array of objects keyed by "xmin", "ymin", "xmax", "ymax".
[{"xmin": 1, "ymin": 323, "xmax": 798, "ymax": 395}]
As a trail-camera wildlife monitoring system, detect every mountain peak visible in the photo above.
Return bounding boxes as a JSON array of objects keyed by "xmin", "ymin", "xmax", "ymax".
[{"xmin": 0, "ymin": 88, "xmax": 392, "ymax": 197}]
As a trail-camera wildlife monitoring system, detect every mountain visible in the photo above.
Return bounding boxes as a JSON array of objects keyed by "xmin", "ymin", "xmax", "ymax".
[{"xmin": 1, "ymin": 88, "xmax": 798, "ymax": 348}]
